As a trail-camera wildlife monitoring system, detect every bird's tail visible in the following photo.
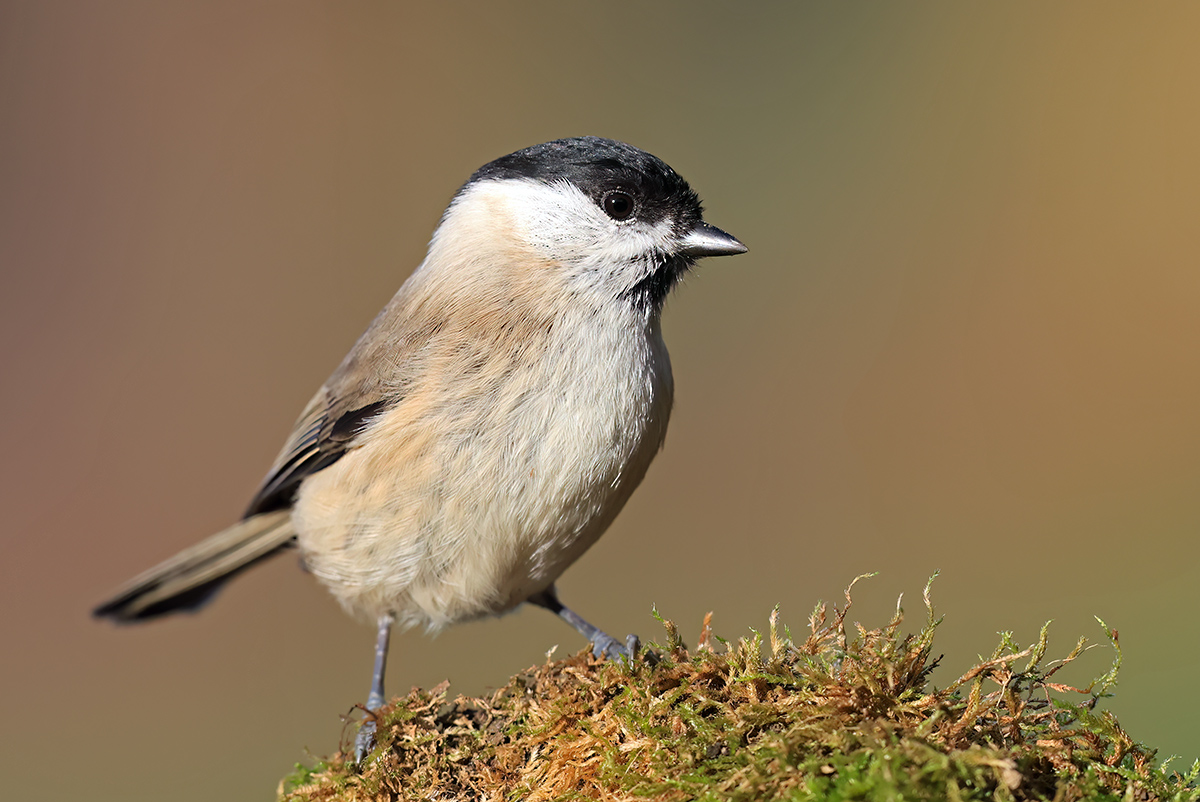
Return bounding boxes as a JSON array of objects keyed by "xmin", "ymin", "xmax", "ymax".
[{"xmin": 93, "ymin": 510, "xmax": 296, "ymax": 622}]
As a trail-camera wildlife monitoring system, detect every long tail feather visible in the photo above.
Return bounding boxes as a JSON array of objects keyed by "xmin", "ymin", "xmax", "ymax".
[{"xmin": 93, "ymin": 511, "xmax": 295, "ymax": 622}]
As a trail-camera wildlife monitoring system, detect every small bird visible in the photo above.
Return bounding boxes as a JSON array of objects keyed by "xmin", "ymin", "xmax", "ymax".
[{"xmin": 94, "ymin": 136, "xmax": 745, "ymax": 757}]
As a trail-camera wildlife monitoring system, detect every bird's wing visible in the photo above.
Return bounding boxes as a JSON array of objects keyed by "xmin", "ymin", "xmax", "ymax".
[
  {"xmin": 243, "ymin": 386, "xmax": 393, "ymax": 517},
  {"xmin": 241, "ymin": 284, "xmax": 436, "ymax": 517}
]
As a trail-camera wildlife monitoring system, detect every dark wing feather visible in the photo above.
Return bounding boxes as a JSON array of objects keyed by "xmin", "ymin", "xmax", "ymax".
[
  {"xmin": 242, "ymin": 282, "xmax": 430, "ymax": 518},
  {"xmin": 243, "ymin": 389, "xmax": 393, "ymax": 517}
]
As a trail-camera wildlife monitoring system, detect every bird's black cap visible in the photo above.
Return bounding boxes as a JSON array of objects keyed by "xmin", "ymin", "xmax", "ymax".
[{"xmin": 464, "ymin": 136, "xmax": 704, "ymax": 235}]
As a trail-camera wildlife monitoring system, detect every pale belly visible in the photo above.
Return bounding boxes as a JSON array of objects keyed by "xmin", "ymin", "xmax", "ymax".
[{"xmin": 290, "ymin": 333, "xmax": 673, "ymax": 631}]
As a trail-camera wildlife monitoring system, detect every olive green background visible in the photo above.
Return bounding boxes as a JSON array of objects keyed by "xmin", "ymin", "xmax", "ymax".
[{"xmin": 3, "ymin": 2, "xmax": 1199, "ymax": 799}]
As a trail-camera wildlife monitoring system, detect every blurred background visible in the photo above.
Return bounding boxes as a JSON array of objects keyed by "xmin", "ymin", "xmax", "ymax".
[{"xmin": 4, "ymin": 2, "xmax": 1200, "ymax": 798}]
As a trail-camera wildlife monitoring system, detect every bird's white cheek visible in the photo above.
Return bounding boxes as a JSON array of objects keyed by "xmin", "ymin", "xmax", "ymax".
[{"xmin": 569, "ymin": 219, "xmax": 678, "ymax": 295}]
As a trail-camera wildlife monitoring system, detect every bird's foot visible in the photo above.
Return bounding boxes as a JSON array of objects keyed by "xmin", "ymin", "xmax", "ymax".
[
  {"xmin": 354, "ymin": 719, "xmax": 376, "ymax": 763},
  {"xmin": 591, "ymin": 632, "xmax": 641, "ymax": 662},
  {"xmin": 354, "ymin": 613, "xmax": 393, "ymax": 764}
]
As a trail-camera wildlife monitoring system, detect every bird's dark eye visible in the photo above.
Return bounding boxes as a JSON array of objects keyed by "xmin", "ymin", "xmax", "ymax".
[{"xmin": 602, "ymin": 191, "xmax": 635, "ymax": 221}]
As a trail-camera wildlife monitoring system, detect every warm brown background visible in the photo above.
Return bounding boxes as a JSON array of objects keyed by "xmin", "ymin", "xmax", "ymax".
[{"xmin": 4, "ymin": 2, "xmax": 1199, "ymax": 799}]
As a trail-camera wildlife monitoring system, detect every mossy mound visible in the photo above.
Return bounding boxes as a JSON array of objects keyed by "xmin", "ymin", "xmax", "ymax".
[{"xmin": 281, "ymin": 576, "xmax": 1198, "ymax": 801}]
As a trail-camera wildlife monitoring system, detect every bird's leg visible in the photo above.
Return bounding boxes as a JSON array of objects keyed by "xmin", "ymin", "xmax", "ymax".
[
  {"xmin": 354, "ymin": 612, "xmax": 394, "ymax": 762},
  {"xmin": 527, "ymin": 586, "xmax": 640, "ymax": 662}
]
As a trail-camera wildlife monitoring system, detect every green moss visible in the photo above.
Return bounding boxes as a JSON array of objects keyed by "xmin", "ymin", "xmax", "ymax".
[{"xmin": 280, "ymin": 576, "xmax": 1199, "ymax": 801}]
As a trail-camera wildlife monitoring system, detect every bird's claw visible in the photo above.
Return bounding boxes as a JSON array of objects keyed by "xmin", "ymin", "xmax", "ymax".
[
  {"xmin": 591, "ymin": 632, "xmax": 641, "ymax": 662},
  {"xmin": 354, "ymin": 719, "xmax": 377, "ymax": 764}
]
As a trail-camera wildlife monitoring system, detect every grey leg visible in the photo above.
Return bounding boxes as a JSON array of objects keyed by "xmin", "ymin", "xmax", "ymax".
[
  {"xmin": 528, "ymin": 586, "xmax": 639, "ymax": 662},
  {"xmin": 354, "ymin": 613, "xmax": 393, "ymax": 762}
]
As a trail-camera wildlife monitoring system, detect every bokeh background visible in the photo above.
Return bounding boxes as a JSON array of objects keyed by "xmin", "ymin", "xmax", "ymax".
[{"xmin": 4, "ymin": 2, "xmax": 1200, "ymax": 799}]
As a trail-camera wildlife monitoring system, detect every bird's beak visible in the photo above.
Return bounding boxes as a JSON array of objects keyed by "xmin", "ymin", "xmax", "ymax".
[{"xmin": 680, "ymin": 222, "xmax": 748, "ymax": 258}]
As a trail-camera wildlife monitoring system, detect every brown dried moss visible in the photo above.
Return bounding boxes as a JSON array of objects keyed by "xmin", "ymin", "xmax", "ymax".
[{"xmin": 280, "ymin": 576, "xmax": 1198, "ymax": 801}]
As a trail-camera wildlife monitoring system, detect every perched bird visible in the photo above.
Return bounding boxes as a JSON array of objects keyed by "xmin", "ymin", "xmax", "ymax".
[{"xmin": 94, "ymin": 136, "xmax": 746, "ymax": 757}]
